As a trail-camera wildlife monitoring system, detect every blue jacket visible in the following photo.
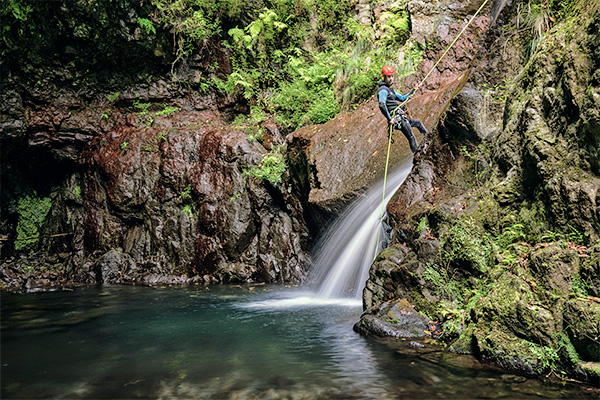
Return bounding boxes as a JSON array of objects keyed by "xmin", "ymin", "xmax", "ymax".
[{"xmin": 377, "ymin": 81, "xmax": 414, "ymax": 122}]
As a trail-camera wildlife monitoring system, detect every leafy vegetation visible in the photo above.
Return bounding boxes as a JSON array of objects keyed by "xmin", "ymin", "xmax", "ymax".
[
  {"xmin": 439, "ymin": 217, "xmax": 494, "ymax": 274},
  {"xmin": 510, "ymin": 0, "xmax": 580, "ymax": 61},
  {"xmin": 180, "ymin": 184, "xmax": 192, "ymax": 200},
  {"xmin": 156, "ymin": 105, "xmax": 180, "ymax": 116},
  {"xmin": 182, "ymin": 204, "xmax": 193, "ymax": 218},
  {"xmin": 150, "ymin": 0, "xmax": 223, "ymax": 73},
  {"xmin": 15, "ymin": 192, "xmax": 53, "ymax": 252},
  {"xmin": 147, "ymin": 0, "xmax": 420, "ymax": 129},
  {"xmin": 137, "ymin": 17, "xmax": 156, "ymax": 35},
  {"xmin": 107, "ymin": 92, "xmax": 121, "ymax": 102},
  {"xmin": 244, "ymin": 146, "xmax": 287, "ymax": 184},
  {"xmin": 1, "ymin": 0, "xmax": 164, "ymax": 80},
  {"xmin": 380, "ymin": 6, "xmax": 411, "ymax": 45},
  {"xmin": 2, "ymin": 0, "xmax": 424, "ymax": 130}
]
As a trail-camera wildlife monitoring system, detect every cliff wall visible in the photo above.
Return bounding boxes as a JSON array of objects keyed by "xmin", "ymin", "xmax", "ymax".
[{"xmin": 359, "ymin": 0, "xmax": 600, "ymax": 384}]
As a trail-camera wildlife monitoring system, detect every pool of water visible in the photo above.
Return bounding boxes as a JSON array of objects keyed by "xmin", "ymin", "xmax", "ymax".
[{"xmin": 1, "ymin": 284, "xmax": 595, "ymax": 399}]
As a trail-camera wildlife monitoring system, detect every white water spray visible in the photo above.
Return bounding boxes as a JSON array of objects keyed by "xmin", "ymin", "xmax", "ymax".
[{"xmin": 308, "ymin": 159, "xmax": 413, "ymax": 300}]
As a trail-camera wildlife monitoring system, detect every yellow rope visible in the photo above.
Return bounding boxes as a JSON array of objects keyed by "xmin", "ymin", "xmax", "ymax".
[
  {"xmin": 373, "ymin": 0, "xmax": 491, "ymax": 261},
  {"xmin": 399, "ymin": 0, "xmax": 492, "ymax": 107},
  {"xmin": 373, "ymin": 121, "xmax": 395, "ymax": 261}
]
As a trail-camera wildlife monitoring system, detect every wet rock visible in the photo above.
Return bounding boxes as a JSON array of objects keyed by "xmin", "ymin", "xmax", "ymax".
[
  {"xmin": 94, "ymin": 250, "xmax": 136, "ymax": 283},
  {"xmin": 574, "ymin": 362, "xmax": 600, "ymax": 385},
  {"xmin": 471, "ymin": 321, "xmax": 552, "ymax": 376},
  {"xmin": 4, "ymin": 106, "xmax": 311, "ymax": 286},
  {"xmin": 354, "ymin": 298, "xmax": 432, "ymax": 339},
  {"xmin": 219, "ymin": 263, "xmax": 258, "ymax": 283},
  {"xmin": 362, "ymin": 245, "xmax": 420, "ymax": 309},
  {"xmin": 580, "ymin": 246, "xmax": 600, "ymax": 297},
  {"xmin": 289, "ymin": 101, "xmax": 412, "ymax": 222},
  {"xmin": 500, "ymin": 374, "xmax": 527, "ymax": 384},
  {"xmin": 473, "ymin": 273, "xmax": 557, "ymax": 348},
  {"xmin": 444, "ymin": 86, "xmax": 501, "ymax": 142},
  {"xmin": 0, "ymin": 254, "xmax": 80, "ymax": 291},
  {"xmin": 0, "ymin": 82, "xmax": 26, "ymax": 139}
]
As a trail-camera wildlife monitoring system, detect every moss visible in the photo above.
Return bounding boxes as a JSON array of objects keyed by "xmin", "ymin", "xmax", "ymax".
[
  {"xmin": 439, "ymin": 217, "xmax": 494, "ymax": 275},
  {"xmin": 380, "ymin": 6, "xmax": 411, "ymax": 45},
  {"xmin": 579, "ymin": 247, "xmax": 600, "ymax": 296},
  {"xmin": 422, "ymin": 262, "xmax": 470, "ymax": 305},
  {"xmin": 473, "ymin": 190, "xmax": 502, "ymax": 231},
  {"xmin": 15, "ymin": 191, "xmax": 53, "ymax": 253},
  {"xmin": 577, "ymin": 361, "xmax": 600, "ymax": 383},
  {"xmin": 473, "ymin": 321, "xmax": 558, "ymax": 375},
  {"xmin": 408, "ymin": 288, "xmax": 438, "ymax": 320},
  {"xmin": 563, "ymin": 300, "xmax": 600, "ymax": 361},
  {"xmin": 558, "ymin": 332, "xmax": 582, "ymax": 365}
]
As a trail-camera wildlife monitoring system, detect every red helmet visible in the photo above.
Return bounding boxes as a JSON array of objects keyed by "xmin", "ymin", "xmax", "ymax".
[{"xmin": 382, "ymin": 65, "xmax": 395, "ymax": 76}]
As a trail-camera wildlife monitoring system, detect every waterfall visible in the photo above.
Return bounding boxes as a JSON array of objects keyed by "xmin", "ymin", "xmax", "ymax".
[{"xmin": 308, "ymin": 159, "xmax": 413, "ymax": 300}]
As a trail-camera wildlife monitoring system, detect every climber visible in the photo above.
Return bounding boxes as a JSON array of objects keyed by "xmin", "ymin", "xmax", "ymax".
[{"xmin": 377, "ymin": 65, "xmax": 428, "ymax": 153}]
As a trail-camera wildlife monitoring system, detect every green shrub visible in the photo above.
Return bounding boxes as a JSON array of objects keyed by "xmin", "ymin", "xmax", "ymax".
[
  {"xmin": 15, "ymin": 191, "xmax": 53, "ymax": 252},
  {"xmin": 246, "ymin": 126, "xmax": 264, "ymax": 142},
  {"xmin": 179, "ymin": 184, "xmax": 192, "ymax": 200},
  {"xmin": 107, "ymin": 92, "xmax": 120, "ymax": 102},
  {"xmin": 423, "ymin": 263, "xmax": 467, "ymax": 304},
  {"xmin": 151, "ymin": 0, "xmax": 223, "ymax": 71},
  {"xmin": 244, "ymin": 147, "xmax": 287, "ymax": 184},
  {"xmin": 156, "ymin": 105, "xmax": 180, "ymax": 116},
  {"xmin": 381, "ymin": 8, "xmax": 411, "ymax": 45},
  {"xmin": 137, "ymin": 17, "xmax": 156, "ymax": 35}
]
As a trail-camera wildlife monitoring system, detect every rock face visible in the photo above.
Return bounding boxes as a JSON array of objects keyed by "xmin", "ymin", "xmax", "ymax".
[
  {"xmin": 1, "ymin": 0, "xmax": 421, "ymax": 288},
  {"xmin": 358, "ymin": 0, "xmax": 600, "ymax": 385},
  {"xmin": 289, "ymin": 102, "xmax": 413, "ymax": 224},
  {"xmin": 1, "ymin": 80, "xmax": 311, "ymax": 286},
  {"xmin": 77, "ymin": 107, "xmax": 310, "ymax": 284}
]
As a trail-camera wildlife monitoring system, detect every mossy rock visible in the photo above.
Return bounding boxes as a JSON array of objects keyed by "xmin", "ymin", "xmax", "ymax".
[
  {"xmin": 439, "ymin": 217, "xmax": 493, "ymax": 276},
  {"xmin": 472, "ymin": 321, "xmax": 556, "ymax": 375},
  {"xmin": 563, "ymin": 299, "xmax": 600, "ymax": 361},
  {"xmin": 474, "ymin": 273, "xmax": 557, "ymax": 347},
  {"xmin": 580, "ymin": 245, "xmax": 600, "ymax": 297},
  {"xmin": 575, "ymin": 362, "xmax": 600, "ymax": 386},
  {"xmin": 363, "ymin": 245, "xmax": 416, "ymax": 308},
  {"xmin": 448, "ymin": 323, "xmax": 476, "ymax": 355},
  {"xmin": 528, "ymin": 244, "xmax": 580, "ymax": 305}
]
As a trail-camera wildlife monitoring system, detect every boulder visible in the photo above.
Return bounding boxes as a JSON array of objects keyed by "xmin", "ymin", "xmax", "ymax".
[
  {"xmin": 354, "ymin": 298, "xmax": 437, "ymax": 339},
  {"xmin": 563, "ymin": 299, "xmax": 600, "ymax": 362},
  {"xmin": 94, "ymin": 250, "xmax": 137, "ymax": 283}
]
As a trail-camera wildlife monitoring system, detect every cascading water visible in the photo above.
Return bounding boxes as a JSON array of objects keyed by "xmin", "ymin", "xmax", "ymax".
[{"xmin": 308, "ymin": 159, "xmax": 413, "ymax": 300}]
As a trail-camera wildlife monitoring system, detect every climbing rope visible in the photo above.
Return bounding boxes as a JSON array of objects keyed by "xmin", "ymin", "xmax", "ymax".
[
  {"xmin": 403, "ymin": 0, "xmax": 492, "ymax": 106},
  {"xmin": 373, "ymin": 0, "xmax": 492, "ymax": 262},
  {"xmin": 372, "ymin": 122, "xmax": 395, "ymax": 261}
]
